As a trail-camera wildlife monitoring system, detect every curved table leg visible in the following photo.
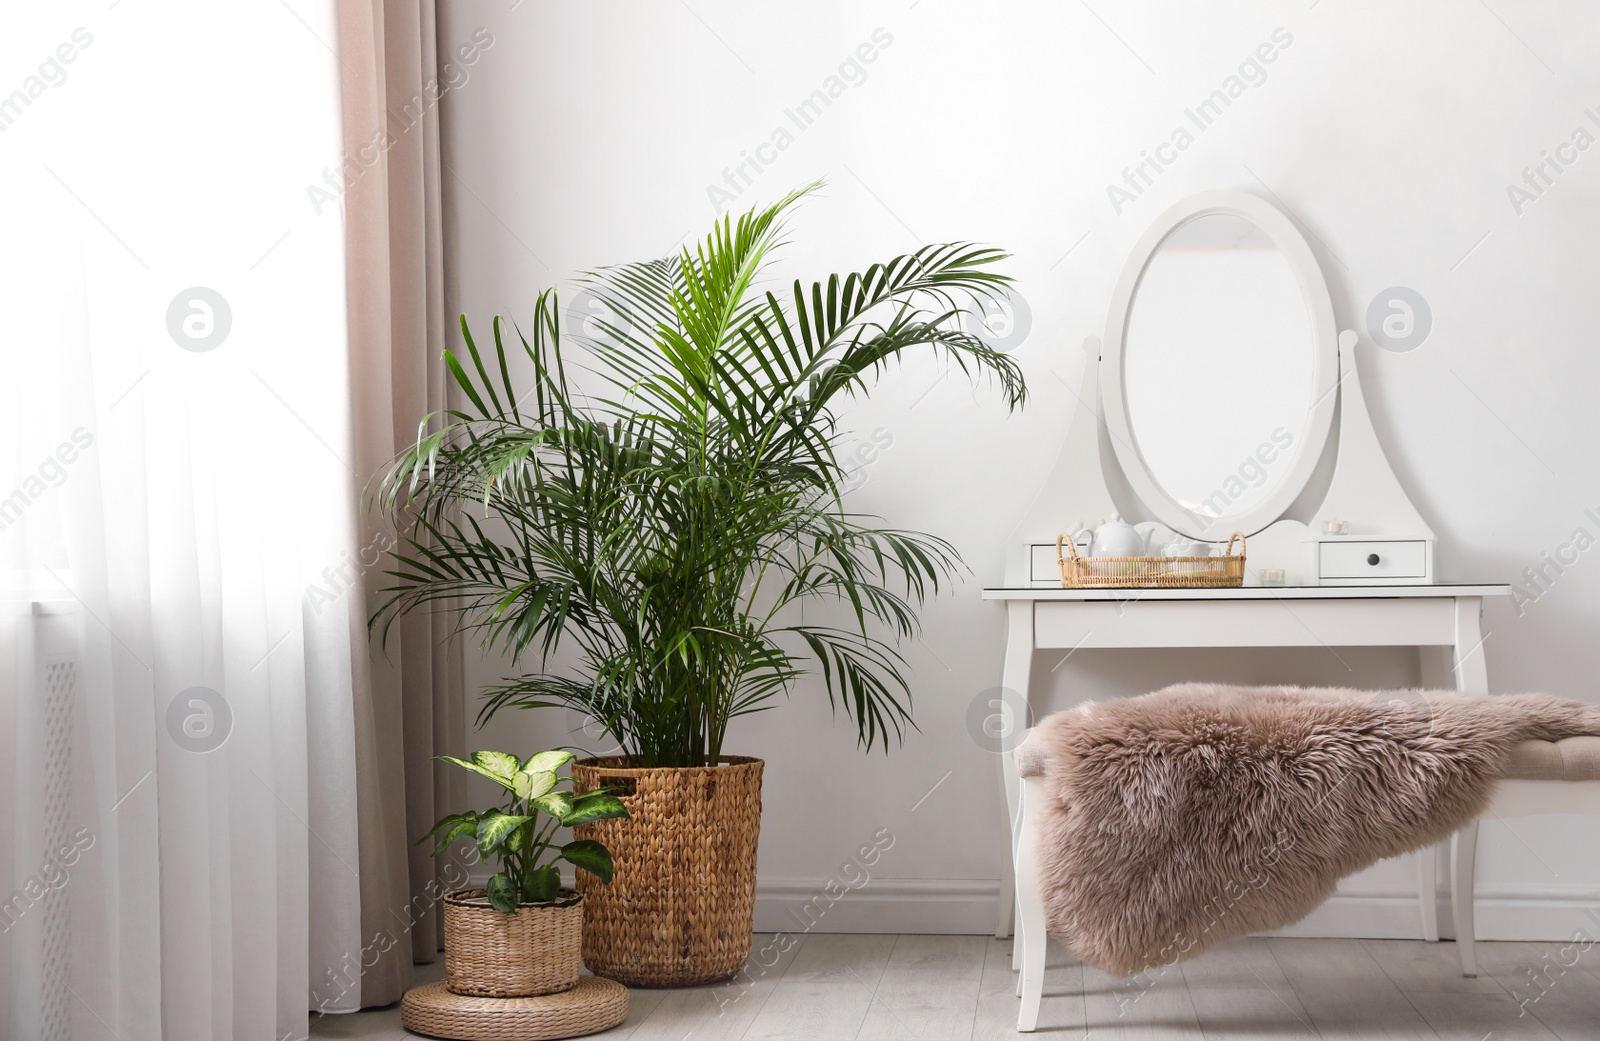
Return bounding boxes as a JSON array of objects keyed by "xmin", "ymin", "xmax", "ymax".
[
  {"xmin": 996, "ymin": 601, "xmax": 1034, "ymax": 941},
  {"xmin": 1453, "ymin": 821, "xmax": 1480, "ymax": 977},
  {"xmin": 1450, "ymin": 596, "xmax": 1487, "ymax": 974},
  {"xmin": 1416, "ymin": 643, "xmax": 1459, "ymax": 943},
  {"xmin": 1015, "ymin": 772, "xmax": 1047, "ymax": 1031},
  {"xmin": 1417, "ymin": 844, "xmax": 1440, "ymax": 943}
]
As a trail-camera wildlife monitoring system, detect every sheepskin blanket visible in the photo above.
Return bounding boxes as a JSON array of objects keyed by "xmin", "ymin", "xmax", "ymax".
[{"xmin": 1034, "ymin": 683, "xmax": 1600, "ymax": 977}]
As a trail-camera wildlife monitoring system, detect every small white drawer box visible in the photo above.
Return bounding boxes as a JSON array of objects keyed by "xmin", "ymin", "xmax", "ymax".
[{"xmin": 1316, "ymin": 539, "xmax": 1431, "ymax": 584}]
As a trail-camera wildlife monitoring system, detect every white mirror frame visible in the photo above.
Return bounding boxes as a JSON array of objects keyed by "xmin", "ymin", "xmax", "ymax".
[{"xmin": 1101, "ymin": 190, "xmax": 1339, "ymax": 540}]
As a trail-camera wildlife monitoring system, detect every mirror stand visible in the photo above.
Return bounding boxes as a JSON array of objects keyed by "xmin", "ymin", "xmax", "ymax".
[
  {"xmin": 1004, "ymin": 325, "xmax": 1435, "ymax": 587},
  {"xmin": 1007, "ymin": 187, "xmax": 1439, "ymax": 587}
]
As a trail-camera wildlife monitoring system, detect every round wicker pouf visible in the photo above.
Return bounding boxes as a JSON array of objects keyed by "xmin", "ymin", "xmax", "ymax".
[{"xmin": 401, "ymin": 977, "xmax": 627, "ymax": 1041}]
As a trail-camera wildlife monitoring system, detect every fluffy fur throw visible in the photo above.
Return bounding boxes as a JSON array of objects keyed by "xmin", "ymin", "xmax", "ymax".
[{"xmin": 1034, "ymin": 683, "xmax": 1600, "ymax": 977}]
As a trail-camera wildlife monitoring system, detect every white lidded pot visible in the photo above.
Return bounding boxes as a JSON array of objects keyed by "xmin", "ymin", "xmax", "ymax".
[{"xmin": 1086, "ymin": 514, "xmax": 1151, "ymax": 557}]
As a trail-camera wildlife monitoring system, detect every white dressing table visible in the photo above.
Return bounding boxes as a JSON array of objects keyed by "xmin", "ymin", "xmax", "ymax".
[{"xmin": 991, "ymin": 190, "xmax": 1511, "ymax": 959}]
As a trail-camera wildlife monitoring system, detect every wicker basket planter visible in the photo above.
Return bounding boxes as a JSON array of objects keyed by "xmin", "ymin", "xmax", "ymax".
[
  {"xmin": 442, "ymin": 887, "xmax": 584, "ymax": 998},
  {"xmin": 570, "ymin": 756, "xmax": 763, "ymax": 987}
]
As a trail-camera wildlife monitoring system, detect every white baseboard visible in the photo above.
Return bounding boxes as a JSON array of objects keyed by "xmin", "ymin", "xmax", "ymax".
[
  {"xmin": 475, "ymin": 870, "xmax": 1600, "ymax": 943},
  {"xmin": 754, "ymin": 878, "xmax": 1600, "ymax": 942},
  {"xmin": 754, "ymin": 878, "xmax": 1000, "ymax": 935},
  {"xmin": 1272, "ymin": 885, "xmax": 1600, "ymax": 942}
]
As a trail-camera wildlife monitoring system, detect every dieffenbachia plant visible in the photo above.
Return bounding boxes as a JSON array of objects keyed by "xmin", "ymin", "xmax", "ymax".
[{"xmin": 420, "ymin": 749, "xmax": 628, "ymax": 912}]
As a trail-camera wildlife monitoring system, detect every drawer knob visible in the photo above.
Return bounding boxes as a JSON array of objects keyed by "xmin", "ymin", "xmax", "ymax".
[{"xmin": 1366, "ymin": 553, "xmax": 1380, "ymax": 566}]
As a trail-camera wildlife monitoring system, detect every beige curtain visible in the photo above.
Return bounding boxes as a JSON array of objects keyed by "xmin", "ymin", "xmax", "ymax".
[{"xmin": 335, "ymin": 0, "xmax": 466, "ymax": 1010}]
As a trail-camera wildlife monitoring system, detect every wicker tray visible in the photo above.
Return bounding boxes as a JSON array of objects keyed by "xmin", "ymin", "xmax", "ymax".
[{"xmin": 1057, "ymin": 531, "xmax": 1246, "ymax": 588}]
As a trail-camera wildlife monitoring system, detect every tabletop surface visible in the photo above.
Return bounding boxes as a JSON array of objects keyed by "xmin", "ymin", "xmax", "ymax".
[{"xmin": 982, "ymin": 583, "xmax": 1512, "ymax": 602}]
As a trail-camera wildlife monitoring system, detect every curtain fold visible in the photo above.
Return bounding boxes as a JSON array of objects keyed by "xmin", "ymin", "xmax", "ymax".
[{"xmin": 333, "ymin": 0, "xmax": 466, "ymax": 1009}]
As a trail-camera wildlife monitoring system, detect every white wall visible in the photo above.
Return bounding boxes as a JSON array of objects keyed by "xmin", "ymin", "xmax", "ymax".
[{"xmin": 437, "ymin": 0, "xmax": 1600, "ymax": 939}]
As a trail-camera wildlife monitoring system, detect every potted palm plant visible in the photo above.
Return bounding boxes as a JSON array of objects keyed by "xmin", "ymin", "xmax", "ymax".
[
  {"xmin": 375, "ymin": 185, "xmax": 1026, "ymax": 985},
  {"xmin": 421, "ymin": 749, "xmax": 627, "ymax": 997}
]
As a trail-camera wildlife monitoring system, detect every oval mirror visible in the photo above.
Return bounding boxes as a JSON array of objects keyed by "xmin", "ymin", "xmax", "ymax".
[{"xmin": 1102, "ymin": 192, "xmax": 1337, "ymax": 540}]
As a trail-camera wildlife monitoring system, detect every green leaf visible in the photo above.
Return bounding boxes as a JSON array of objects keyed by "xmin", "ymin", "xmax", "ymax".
[
  {"xmin": 473, "ymin": 751, "xmax": 522, "ymax": 780},
  {"xmin": 431, "ymin": 818, "xmax": 480, "ymax": 856},
  {"xmin": 521, "ymin": 750, "xmax": 576, "ymax": 774},
  {"xmin": 521, "ymin": 863, "xmax": 561, "ymax": 903},
  {"xmin": 531, "ymin": 791, "xmax": 574, "ymax": 820},
  {"xmin": 475, "ymin": 811, "xmax": 534, "ymax": 855},
  {"xmin": 512, "ymin": 769, "xmax": 557, "ymax": 801},
  {"xmin": 503, "ymin": 818, "xmax": 534, "ymax": 854},
  {"xmin": 485, "ymin": 872, "xmax": 519, "ymax": 913},
  {"xmin": 562, "ymin": 793, "xmax": 629, "ymax": 826},
  {"xmin": 437, "ymin": 755, "xmax": 517, "ymax": 793},
  {"xmin": 417, "ymin": 811, "xmax": 477, "ymax": 845},
  {"xmin": 443, "ymin": 345, "xmax": 491, "ymax": 418},
  {"xmin": 560, "ymin": 839, "xmax": 614, "ymax": 883}
]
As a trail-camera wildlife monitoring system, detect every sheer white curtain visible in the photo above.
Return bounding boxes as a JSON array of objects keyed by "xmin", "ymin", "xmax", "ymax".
[{"xmin": 1, "ymin": 3, "xmax": 373, "ymax": 1038}]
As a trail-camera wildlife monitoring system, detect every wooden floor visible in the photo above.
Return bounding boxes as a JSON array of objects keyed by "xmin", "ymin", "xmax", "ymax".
[{"xmin": 311, "ymin": 933, "xmax": 1600, "ymax": 1040}]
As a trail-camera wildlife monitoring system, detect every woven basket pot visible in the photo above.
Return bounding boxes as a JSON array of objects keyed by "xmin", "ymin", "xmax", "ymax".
[
  {"xmin": 570, "ymin": 755, "xmax": 763, "ymax": 987},
  {"xmin": 442, "ymin": 887, "xmax": 583, "ymax": 997}
]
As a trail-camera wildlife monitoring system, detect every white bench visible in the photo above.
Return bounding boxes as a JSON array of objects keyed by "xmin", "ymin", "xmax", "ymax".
[
  {"xmin": 1010, "ymin": 730, "xmax": 1600, "ymax": 1029},
  {"xmin": 1453, "ymin": 736, "xmax": 1600, "ymax": 977}
]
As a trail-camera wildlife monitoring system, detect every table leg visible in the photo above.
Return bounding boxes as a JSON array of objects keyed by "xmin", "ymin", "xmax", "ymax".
[
  {"xmin": 1416, "ymin": 644, "xmax": 1457, "ymax": 942},
  {"xmin": 1448, "ymin": 597, "xmax": 1488, "ymax": 963},
  {"xmin": 1015, "ymin": 773, "xmax": 1048, "ymax": 1031},
  {"xmin": 1453, "ymin": 821, "xmax": 1481, "ymax": 977},
  {"xmin": 996, "ymin": 600, "xmax": 1034, "ymax": 940},
  {"xmin": 1453, "ymin": 597, "xmax": 1488, "ymax": 694},
  {"xmin": 1415, "ymin": 846, "xmax": 1439, "ymax": 942}
]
